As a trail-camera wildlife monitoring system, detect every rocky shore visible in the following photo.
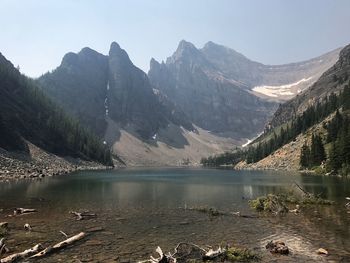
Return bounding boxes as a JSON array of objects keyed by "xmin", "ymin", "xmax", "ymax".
[{"xmin": 0, "ymin": 142, "xmax": 110, "ymax": 182}]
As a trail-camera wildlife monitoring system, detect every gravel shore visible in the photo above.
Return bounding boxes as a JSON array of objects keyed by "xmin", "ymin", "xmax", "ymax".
[{"xmin": 0, "ymin": 142, "xmax": 110, "ymax": 182}]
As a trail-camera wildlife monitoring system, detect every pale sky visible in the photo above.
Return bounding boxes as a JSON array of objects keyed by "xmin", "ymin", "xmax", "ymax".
[{"xmin": 1, "ymin": 0, "xmax": 350, "ymax": 77}]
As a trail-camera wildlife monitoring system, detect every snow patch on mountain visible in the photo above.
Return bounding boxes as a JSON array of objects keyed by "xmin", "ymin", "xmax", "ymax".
[{"xmin": 253, "ymin": 77, "xmax": 313, "ymax": 98}]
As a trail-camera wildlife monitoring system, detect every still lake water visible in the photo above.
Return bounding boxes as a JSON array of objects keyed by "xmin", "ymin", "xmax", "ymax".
[{"xmin": 0, "ymin": 168, "xmax": 350, "ymax": 262}]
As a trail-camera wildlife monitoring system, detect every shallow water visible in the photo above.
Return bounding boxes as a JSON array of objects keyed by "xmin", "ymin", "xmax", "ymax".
[{"xmin": 0, "ymin": 168, "xmax": 350, "ymax": 262}]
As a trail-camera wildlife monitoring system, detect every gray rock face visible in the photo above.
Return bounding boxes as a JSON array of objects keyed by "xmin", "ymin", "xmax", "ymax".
[
  {"xmin": 39, "ymin": 42, "xmax": 192, "ymax": 141},
  {"xmin": 39, "ymin": 47, "xmax": 109, "ymax": 136},
  {"xmin": 107, "ymin": 42, "xmax": 168, "ymax": 139},
  {"xmin": 148, "ymin": 41, "xmax": 277, "ymax": 139},
  {"xmin": 200, "ymin": 41, "xmax": 340, "ymax": 90},
  {"xmin": 148, "ymin": 40, "xmax": 340, "ymax": 139}
]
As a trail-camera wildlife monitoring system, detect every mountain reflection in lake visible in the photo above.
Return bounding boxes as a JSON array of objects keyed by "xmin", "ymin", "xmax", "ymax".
[{"xmin": 0, "ymin": 168, "xmax": 349, "ymax": 262}]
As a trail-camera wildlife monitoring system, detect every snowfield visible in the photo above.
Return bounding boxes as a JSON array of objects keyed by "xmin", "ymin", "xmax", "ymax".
[{"xmin": 252, "ymin": 77, "xmax": 313, "ymax": 98}]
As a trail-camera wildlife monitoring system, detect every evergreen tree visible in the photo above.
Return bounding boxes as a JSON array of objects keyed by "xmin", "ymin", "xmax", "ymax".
[
  {"xmin": 300, "ymin": 143, "xmax": 310, "ymax": 168},
  {"xmin": 310, "ymin": 134, "xmax": 326, "ymax": 166}
]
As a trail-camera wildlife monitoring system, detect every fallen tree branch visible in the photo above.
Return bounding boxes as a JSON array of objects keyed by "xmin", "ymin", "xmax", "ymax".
[
  {"xmin": 203, "ymin": 247, "xmax": 226, "ymax": 260},
  {"xmin": 59, "ymin": 231, "xmax": 68, "ymax": 238},
  {"xmin": 0, "ymin": 244, "xmax": 42, "ymax": 263},
  {"xmin": 13, "ymin": 208, "xmax": 37, "ymax": 216},
  {"xmin": 29, "ymin": 232, "xmax": 86, "ymax": 259},
  {"xmin": 185, "ymin": 207, "xmax": 258, "ymax": 219},
  {"xmin": 138, "ymin": 246, "xmax": 176, "ymax": 263},
  {"xmin": 293, "ymin": 182, "xmax": 312, "ymax": 198},
  {"xmin": 70, "ymin": 211, "xmax": 97, "ymax": 221},
  {"xmin": 0, "ymin": 238, "xmax": 9, "ymax": 256},
  {"xmin": 140, "ymin": 243, "xmax": 258, "ymax": 262},
  {"xmin": 85, "ymin": 226, "xmax": 104, "ymax": 233}
]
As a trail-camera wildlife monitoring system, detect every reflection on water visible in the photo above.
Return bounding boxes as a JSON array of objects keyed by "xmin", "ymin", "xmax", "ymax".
[{"xmin": 0, "ymin": 168, "xmax": 350, "ymax": 262}]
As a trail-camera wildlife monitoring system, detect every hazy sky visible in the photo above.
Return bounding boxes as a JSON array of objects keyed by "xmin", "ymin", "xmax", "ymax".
[{"xmin": 1, "ymin": 0, "xmax": 350, "ymax": 77}]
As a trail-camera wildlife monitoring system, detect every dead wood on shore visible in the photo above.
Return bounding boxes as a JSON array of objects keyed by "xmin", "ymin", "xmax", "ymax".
[
  {"xmin": 0, "ymin": 244, "xmax": 43, "ymax": 263},
  {"xmin": 185, "ymin": 206, "xmax": 258, "ymax": 219},
  {"xmin": 138, "ymin": 243, "xmax": 258, "ymax": 262},
  {"xmin": 29, "ymin": 232, "xmax": 86, "ymax": 259},
  {"xmin": 70, "ymin": 211, "xmax": 97, "ymax": 221},
  {"xmin": 13, "ymin": 208, "xmax": 37, "ymax": 216}
]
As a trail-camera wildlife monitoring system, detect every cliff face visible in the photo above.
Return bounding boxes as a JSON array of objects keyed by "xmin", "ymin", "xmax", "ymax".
[
  {"xmin": 39, "ymin": 42, "xmax": 193, "ymax": 141},
  {"xmin": 149, "ymin": 41, "xmax": 278, "ymax": 139},
  {"xmin": 39, "ymin": 42, "xmax": 224, "ymax": 166},
  {"xmin": 148, "ymin": 41, "xmax": 339, "ymax": 139},
  {"xmin": 39, "ymin": 47, "xmax": 109, "ymax": 136},
  {"xmin": 37, "ymin": 40, "xmax": 342, "ymax": 166}
]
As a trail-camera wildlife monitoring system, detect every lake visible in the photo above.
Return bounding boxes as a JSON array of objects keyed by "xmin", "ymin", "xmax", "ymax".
[{"xmin": 0, "ymin": 168, "xmax": 350, "ymax": 262}]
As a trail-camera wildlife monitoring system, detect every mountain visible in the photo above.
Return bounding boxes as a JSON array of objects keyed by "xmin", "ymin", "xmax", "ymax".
[
  {"xmin": 148, "ymin": 41, "xmax": 277, "ymax": 139},
  {"xmin": 38, "ymin": 41, "xmax": 341, "ymax": 166},
  {"xmin": 38, "ymin": 47, "xmax": 109, "ymax": 136},
  {"xmin": 0, "ymin": 52, "xmax": 112, "ymax": 165},
  {"xmin": 203, "ymin": 43, "xmax": 350, "ymax": 172},
  {"xmin": 39, "ymin": 42, "xmax": 237, "ymax": 166},
  {"xmin": 268, "ymin": 43, "xmax": 350, "ymax": 129},
  {"xmin": 148, "ymin": 41, "xmax": 339, "ymax": 139},
  {"xmin": 39, "ymin": 42, "xmax": 193, "ymax": 140},
  {"xmin": 200, "ymin": 41, "xmax": 341, "ymax": 99}
]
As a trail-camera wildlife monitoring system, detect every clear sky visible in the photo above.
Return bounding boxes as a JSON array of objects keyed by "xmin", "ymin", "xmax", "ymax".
[{"xmin": 1, "ymin": 0, "xmax": 350, "ymax": 77}]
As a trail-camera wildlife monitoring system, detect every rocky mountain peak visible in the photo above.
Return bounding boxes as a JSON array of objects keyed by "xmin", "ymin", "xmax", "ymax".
[
  {"xmin": 61, "ymin": 47, "xmax": 107, "ymax": 71},
  {"xmin": 201, "ymin": 41, "xmax": 253, "ymax": 65},
  {"xmin": 109, "ymin": 41, "xmax": 132, "ymax": 65},
  {"xmin": 61, "ymin": 52, "xmax": 78, "ymax": 67},
  {"xmin": 150, "ymin": 57, "xmax": 161, "ymax": 69},
  {"xmin": 177, "ymin": 40, "xmax": 197, "ymax": 50},
  {"xmin": 202, "ymin": 41, "xmax": 230, "ymax": 52},
  {"xmin": 170, "ymin": 40, "xmax": 202, "ymax": 62},
  {"xmin": 338, "ymin": 44, "xmax": 350, "ymax": 65},
  {"xmin": 79, "ymin": 47, "xmax": 100, "ymax": 56}
]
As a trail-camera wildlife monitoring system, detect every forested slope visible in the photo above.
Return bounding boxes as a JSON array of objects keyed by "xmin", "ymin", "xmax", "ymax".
[{"xmin": 0, "ymin": 52, "xmax": 112, "ymax": 165}]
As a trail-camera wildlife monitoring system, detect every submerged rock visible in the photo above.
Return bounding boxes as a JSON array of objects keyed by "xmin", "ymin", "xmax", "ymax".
[{"xmin": 266, "ymin": 240, "xmax": 289, "ymax": 255}]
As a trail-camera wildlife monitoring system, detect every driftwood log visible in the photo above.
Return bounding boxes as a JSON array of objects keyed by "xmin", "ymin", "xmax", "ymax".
[
  {"xmin": 0, "ymin": 238, "xmax": 10, "ymax": 256},
  {"xmin": 294, "ymin": 182, "xmax": 311, "ymax": 196},
  {"xmin": 13, "ymin": 208, "xmax": 37, "ymax": 216},
  {"xmin": 70, "ymin": 211, "xmax": 97, "ymax": 221},
  {"xmin": 0, "ymin": 244, "xmax": 43, "ymax": 263},
  {"xmin": 139, "ymin": 246, "xmax": 176, "ymax": 263},
  {"xmin": 29, "ymin": 232, "xmax": 86, "ymax": 259},
  {"xmin": 139, "ymin": 243, "xmax": 228, "ymax": 263}
]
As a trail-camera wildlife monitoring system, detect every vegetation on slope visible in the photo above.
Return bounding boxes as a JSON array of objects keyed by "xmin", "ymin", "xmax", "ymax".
[
  {"xmin": 0, "ymin": 52, "xmax": 112, "ymax": 166},
  {"xmin": 202, "ymin": 81, "xmax": 350, "ymax": 175}
]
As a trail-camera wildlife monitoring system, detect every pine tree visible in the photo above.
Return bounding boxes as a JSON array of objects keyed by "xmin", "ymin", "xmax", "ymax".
[
  {"xmin": 310, "ymin": 134, "xmax": 326, "ymax": 166},
  {"xmin": 328, "ymin": 142, "xmax": 341, "ymax": 171},
  {"xmin": 300, "ymin": 143, "xmax": 310, "ymax": 168}
]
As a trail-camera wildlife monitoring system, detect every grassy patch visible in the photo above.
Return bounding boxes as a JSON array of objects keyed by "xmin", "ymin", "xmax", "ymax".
[
  {"xmin": 248, "ymin": 194, "xmax": 288, "ymax": 213},
  {"xmin": 224, "ymin": 247, "xmax": 259, "ymax": 262},
  {"xmin": 0, "ymin": 227, "xmax": 8, "ymax": 238},
  {"xmin": 249, "ymin": 190, "xmax": 334, "ymax": 213}
]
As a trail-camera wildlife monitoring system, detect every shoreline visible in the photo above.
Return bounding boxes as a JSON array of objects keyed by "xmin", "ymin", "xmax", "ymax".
[{"xmin": 0, "ymin": 143, "xmax": 113, "ymax": 182}]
